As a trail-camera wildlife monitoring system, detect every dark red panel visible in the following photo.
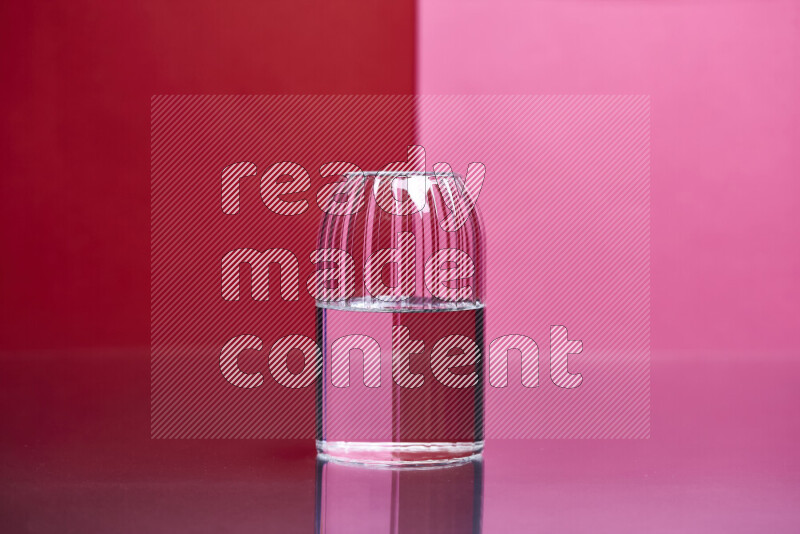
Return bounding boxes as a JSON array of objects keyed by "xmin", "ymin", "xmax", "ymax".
[{"xmin": 0, "ymin": 0, "xmax": 416, "ymax": 351}]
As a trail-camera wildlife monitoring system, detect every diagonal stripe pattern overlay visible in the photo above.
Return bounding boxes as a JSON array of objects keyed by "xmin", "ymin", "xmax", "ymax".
[
  {"xmin": 151, "ymin": 95, "xmax": 650, "ymax": 439},
  {"xmin": 418, "ymin": 95, "xmax": 650, "ymax": 439}
]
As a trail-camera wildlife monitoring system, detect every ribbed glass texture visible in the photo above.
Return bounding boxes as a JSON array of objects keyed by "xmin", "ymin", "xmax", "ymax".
[{"xmin": 315, "ymin": 171, "xmax": 486, "ymax": 466}]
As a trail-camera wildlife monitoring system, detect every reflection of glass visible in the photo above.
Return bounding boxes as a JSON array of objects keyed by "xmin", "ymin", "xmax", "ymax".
[
  {"xmin": 315, "ymin": 171, "xmax": 486, "ymax": 465},
  {"xmin": 315, "ymin": 457, "xmax": 483, "ymax": 534}
]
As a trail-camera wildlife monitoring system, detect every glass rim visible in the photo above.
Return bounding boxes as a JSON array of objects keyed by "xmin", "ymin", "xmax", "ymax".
[{"xmin": 343, "ymin": 171, "xmax": 463, "ymax": 179}]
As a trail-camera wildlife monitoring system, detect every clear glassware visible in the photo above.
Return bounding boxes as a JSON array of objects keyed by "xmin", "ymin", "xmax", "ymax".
[
  {"xmin": 316, "ymin": 457, "xmax": 484, "ymax": 532},
  {"xmin": 315, "ymin": 171, "xmax": 485, "ymax": 466}
]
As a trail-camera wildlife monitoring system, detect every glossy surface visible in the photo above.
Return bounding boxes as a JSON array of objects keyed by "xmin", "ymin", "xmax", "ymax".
[{"xmin": 1, "ymin": 349, "xmax": 798, "ymax": 532}]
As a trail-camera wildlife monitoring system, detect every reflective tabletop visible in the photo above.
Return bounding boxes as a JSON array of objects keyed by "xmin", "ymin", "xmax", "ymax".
[{"xmin": 1, "ymin": 349, "xmax": 798, "ymax": 532}]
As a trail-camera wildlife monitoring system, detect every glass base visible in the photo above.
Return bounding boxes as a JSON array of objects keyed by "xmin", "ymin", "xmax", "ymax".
[{"xmin": 316, "ymin": 440, "xmax": 484, "ymax": 467}]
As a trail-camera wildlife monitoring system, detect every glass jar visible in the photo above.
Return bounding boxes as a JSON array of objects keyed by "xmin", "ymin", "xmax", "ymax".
[{"xmin": 314, "ymin": 171, "xmax": 485, "ymax": 466}]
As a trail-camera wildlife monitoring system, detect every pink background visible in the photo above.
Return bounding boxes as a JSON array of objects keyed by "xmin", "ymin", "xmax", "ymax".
[
  {"xmin": 419, "ymin": 0, "xmax": 799, "ymax": 352},
  {"xmin": 418, "ymin": 95, "xmax": 651, "ymax": 438},
  {"xmin": 416, "ymin": 1, "xmax": 800, "ymax": 530}
]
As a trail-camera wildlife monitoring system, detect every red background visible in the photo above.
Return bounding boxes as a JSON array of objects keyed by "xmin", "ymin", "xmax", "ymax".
[
  {"xmin": 1, "ymin": 2, "xmax": 415, "ymax": 529},
  {"xmin": 0, "ymin": 0, "xmax": 416, "ymax": 351}
]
